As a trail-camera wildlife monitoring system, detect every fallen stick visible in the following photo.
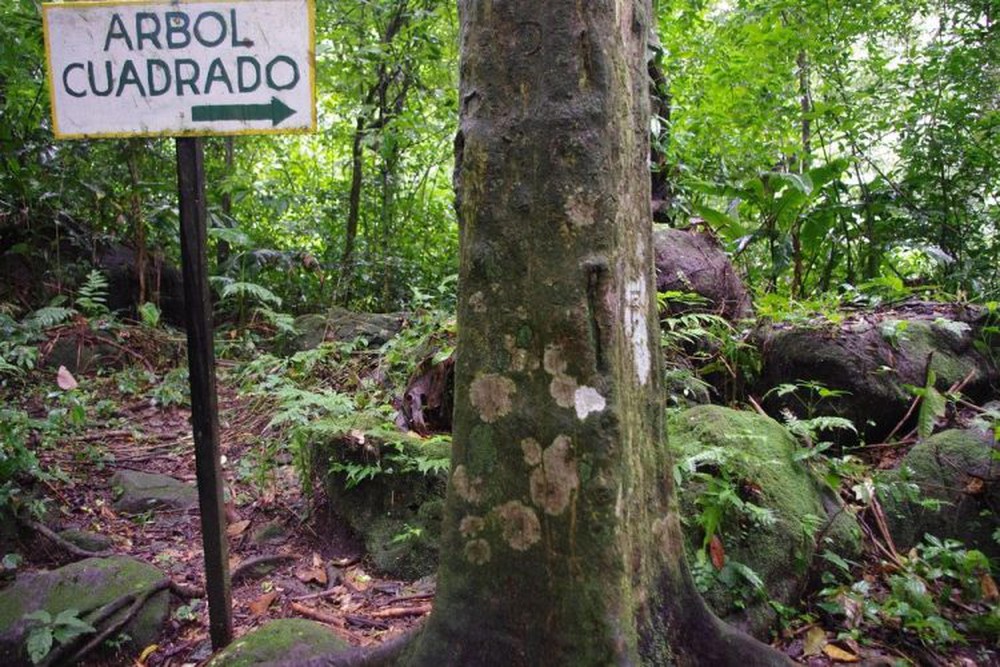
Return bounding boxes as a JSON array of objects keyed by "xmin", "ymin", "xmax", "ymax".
[
  {"xmin": 368, "ymin": 605, "xmax": 431, "ymax": 619},
  {"xmin": 290, "ymin": 601, "xmax": 345, "ymax": 627}
]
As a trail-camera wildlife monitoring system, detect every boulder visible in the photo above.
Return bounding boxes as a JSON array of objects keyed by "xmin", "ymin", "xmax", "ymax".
[
  {"xmin": 315, "ymin": 431, "xmax": 450, "ymax": 580},
  {"xmin": 758, "ymin": 304, "xmax": 998, "ymax": 444},
  {"xmin": 98, "ymin": 244, "xmax": 186, "ymax": 327},
  {"xmin": 207, "ymin": 619, "xmax": 349, "ymax": 666},
  {"xmin": 653, "ymin": 226, "xmax": 753, "ymax": 320},
  {"xmin": 58, "ymin": 529, "xmax": 113, "ymax": 553},
  {"xmin": 0, "ymin": 556, "xmax": 169, "ymax": 666},
  {"xmin": 669, "ymin": 405, "xmax": 861, "ymax": 638},
  {"xmin": 292, "ymin": 308, "xmax": 405, "ymax": 351},
  {"xmin": 881, "ymin": 428, "xmax": 999, "ymax": 557},
  {"xmin": 110, "ymin": 470, "xmax": 198, "ymax": 514}
]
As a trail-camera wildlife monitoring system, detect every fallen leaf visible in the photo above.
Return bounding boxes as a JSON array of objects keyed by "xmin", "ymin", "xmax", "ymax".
[
  {"xmin": 964, "ymin": 477, "xmax": 985, "ymax": 495},
  {"xmin": 296, "ymin": 567, "xmax": 328, "ymax": 585},
  {"xmin": 981, "ymin": 572, "xmax": 999, "ymax": 602},
  {"xmin": 57, "ymin": 366, "xmax": 78, "ymax": 390},
  {"xmin": 312, "ymin": 552, "xmax": 324, "ymax": 568},
  {"xmin": 226, "ymin": 520, "xmax": 251, "ymax": 537},
  {"xmin": 135, "ymin": 643, "xmax": 158, "ymax": 666},
  {"xmin": 249, "ymin": 591, "xmax": 278, "ymax": 616},
  {"xmin": 823, "ymin": 644, "xmax": 860, "ymax": 663},
  {"xmin": 803, "ymin": 626, "xmax": 827, "ymax": 656},
  {"xmin": 709, "ymin": 534, "xmax": 725, "ymax": 570}
]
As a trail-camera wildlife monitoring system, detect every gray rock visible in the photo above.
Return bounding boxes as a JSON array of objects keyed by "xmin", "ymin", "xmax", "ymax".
[
  {"xmin": 654, "ymin": 226, "xmax": 753, "ymax": 321},
  {"xmin": 58, "ymin": 529, "xmax": 113, "ymax": 553},
  {"xmin": 292, "ymin": 308, "xmax": 405, "ymax": 351},
  {"xmin": 0, "ymin": 556, "xmax": 169, "ymax": 666},
  {"xmin": 111, "ymin": 470, "xmax": 198, "ymax": 514},
  {"xmin": 758, "ymin": 305, "xmax": 998, "ymax": 444}
]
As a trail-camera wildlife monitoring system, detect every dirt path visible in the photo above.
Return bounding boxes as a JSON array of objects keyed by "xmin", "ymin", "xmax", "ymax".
[{"xmin": 25, "ymin": 377, "xmax": 431, "ymax": 666}]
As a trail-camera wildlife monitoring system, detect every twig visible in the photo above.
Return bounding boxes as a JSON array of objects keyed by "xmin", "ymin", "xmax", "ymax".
[
  {"xmin": 368, "ymin": 605, "xmax": 431, "ymax": 619},
  {"xmin": 386, "ymin": 592, "xmax": 435, "ymax": 605},
  {"xmin": 291, "ymin": 587, "xmax": 345, "ymax": 603},
  {"xmin": 345, "ymin": 614, "xmax": 390, "ymax": 630},
  {"xmin": 746, "ymin": 395, "xmax": 769, "ymax": 418},
  {"xmin": 21, "ymin": 518, "xmax": 114, "ymax": 558},
  {"xmin": 291, "ymin": 601, "xmax": 345, "ymax": 627}
]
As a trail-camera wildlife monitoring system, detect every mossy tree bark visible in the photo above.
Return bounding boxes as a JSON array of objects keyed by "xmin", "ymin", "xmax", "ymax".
[{"xmin": 302, "ymin": 1, "xmax": 788, "ymax": 665}]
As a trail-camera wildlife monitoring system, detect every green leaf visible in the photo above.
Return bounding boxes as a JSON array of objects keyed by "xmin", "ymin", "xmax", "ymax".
[
  {"xmin": 918, "ymin": 385, "xmax": 947, "ymax": 440},
  {"xmin": 26, "ymin": 626, "xmax": 53, "ymax": 664}
]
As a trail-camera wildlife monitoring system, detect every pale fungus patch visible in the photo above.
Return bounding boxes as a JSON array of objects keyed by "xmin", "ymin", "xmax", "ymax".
[
  {"xmin": 529, "ymin": 435, "xmax": 580, "ymax": 516},
  {"xmin": 452, "ymin": 465, "xmax": 484, "ymax": 504},
  {"xmin": 464, "ymin": 538, "xmax": 492, "ymax": 565},
  {"xmin": 495, "ymin": 501, "xmax": 541, "ymax": 551},
  {"xmin": 623, "ymin": 276, "xmax": 651, "ymax": 385},
  {"xmin": 521, "ymin": 438, "xmax": 543, "ymax": 467},
  {"xmin": 573, "ymin": 386, "xmax": 606, "ymax": 420},
  {"xmin": 460, "ymin": 515, "xmax": 486, "ymax": 538},
  {"xmin": 469, "ymin": 373, "xmax": 516, "ymax": 422}
]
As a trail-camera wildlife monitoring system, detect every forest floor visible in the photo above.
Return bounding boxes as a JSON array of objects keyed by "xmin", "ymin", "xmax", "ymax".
[
  {"xmin": 4, "ymin": 319, "xmax": 998, "ymax": 666},
  {"xmin": 13, "ymin": 363, "xmax": 431, "ymax": 666}
]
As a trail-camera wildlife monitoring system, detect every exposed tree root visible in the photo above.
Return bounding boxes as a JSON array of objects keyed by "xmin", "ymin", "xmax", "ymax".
[{"xmin": 20, "ymin": 517, "xmax": 114, "ymax": 558}]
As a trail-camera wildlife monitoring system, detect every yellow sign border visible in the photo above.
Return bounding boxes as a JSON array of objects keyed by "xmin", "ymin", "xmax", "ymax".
[{"xmin": 42, "ymin": 0, "xmax": 317, "ymax": 140}]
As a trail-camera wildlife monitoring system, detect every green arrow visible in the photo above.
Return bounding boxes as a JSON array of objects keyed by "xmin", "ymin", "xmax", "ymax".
[{"xmin": 191, "ymin": 97, "xmax": 296, "ymax": 126}]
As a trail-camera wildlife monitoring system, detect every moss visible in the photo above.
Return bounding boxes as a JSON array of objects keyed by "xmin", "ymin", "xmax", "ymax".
[
  {"xmin": 881, "ymin": 428, "xmax": 999, "ymax": 556},
  {"xmin": 207, "ymin": 619, "xmax": 348, "ymax": 666},
  {"xmin": 898, "ymin": 320, "xmax": 981, "ymax": 386},
  {"xmin": 0, "ymin": 556, "xmax": 168, "ymax": 663},
  {"xmin": 668, "ymin": 405, "xmax": 860, "ymax": 636}
]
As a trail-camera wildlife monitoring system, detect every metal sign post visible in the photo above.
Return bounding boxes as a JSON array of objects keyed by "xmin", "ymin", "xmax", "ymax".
[
  {"xmin": 42, "ymin": 0, "xmax": 317, "ymax": 651},
  {"xmin": 175, "ymin": 136, "xmax": 232, "ymax": 648}
]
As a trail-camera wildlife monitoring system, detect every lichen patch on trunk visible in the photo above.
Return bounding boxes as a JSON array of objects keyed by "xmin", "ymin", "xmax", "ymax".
[
  {"xmin": 495, "ymin": 500, "xmax": 542, "ymax": 551},
  {"xmin": 452, "ymin": 465, "xmax": 485, "ymax": 504},
  {"xmin": 469, "ymin": 373, "xmax": 516, "ymax": 422},
  {"xmin": 528, "ymin": 435, "xmax": 580, "ymax": 516},
  {"xmin": 464, "ymin": 538, "xmax": 492, "ymax": 565},
  {"xmin": 521, "ymin": 438, "xmax": 543, "ymax": 466}
]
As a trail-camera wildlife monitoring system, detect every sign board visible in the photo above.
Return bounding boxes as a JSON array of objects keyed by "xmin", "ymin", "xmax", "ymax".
[{"xmin": 42, "ymin": 0, "xmax": 316, "ymax": 138}]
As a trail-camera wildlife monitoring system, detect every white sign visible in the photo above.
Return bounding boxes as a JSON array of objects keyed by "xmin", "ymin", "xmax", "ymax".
[{"xmin": 43, "ymin": 0, "xmax": 316, "ymax": 138}]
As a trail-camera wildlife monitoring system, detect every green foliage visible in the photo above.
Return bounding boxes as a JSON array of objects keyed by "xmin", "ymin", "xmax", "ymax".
[
  {"xmin": 818, "ymin": 535, "xmax": 999, "ymax": 646},
  {"xmin": 22, "ymin": 608, "xmax": 95, "ymax": 665},
  {"xmin": 74, "ymin": 270, "xmax": 109, "ymax": 318}
]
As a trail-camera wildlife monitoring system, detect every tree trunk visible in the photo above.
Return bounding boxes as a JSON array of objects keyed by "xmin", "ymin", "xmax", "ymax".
[{"xmin": 302, "ymin": 2, "xmax": 788, "ymax": 665}]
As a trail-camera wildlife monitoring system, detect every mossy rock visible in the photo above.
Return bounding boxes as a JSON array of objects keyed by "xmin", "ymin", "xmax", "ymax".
[
  {"xmin": 668, "ymin": 405, "xmax": 861, "ymax": 638},
  {"xmin": 292, "ymin": 308, "xmax": 405, "ymax": 351},
  {"xmin": 758, "ymin": 307, "xmax": 997, "ymax": 444},
  {"xmin": 0, "ymin": 556, "xmax": 169, "ymax": 666},
  {"xmin": 881, "ymin": 428, "xmax": 1000, "ymax": 557},
  {"xmin": 207, "ymin": 619, "xmax": 349, "ymax": 666},
  {"xmin": 316, "ymin": 433, "xmax": 449, "ymax": 579}
]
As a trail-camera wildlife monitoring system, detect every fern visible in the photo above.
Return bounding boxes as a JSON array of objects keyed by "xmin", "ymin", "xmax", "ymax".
[
  {"xmin": 23, "ymin": 306, "xmax": 76, "ymax": 330},
  {"xmin": 213, "ymin": 278, "xmax": 282, "ymax": 308},
  {"xmin": 74, "ymin": 270, "xmax": 109, "ymax": 317}
]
